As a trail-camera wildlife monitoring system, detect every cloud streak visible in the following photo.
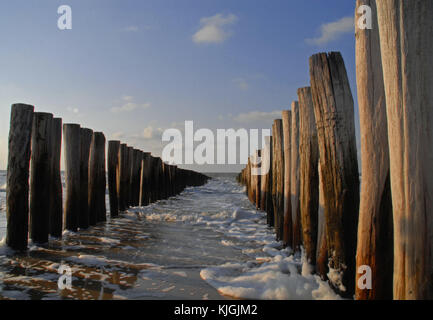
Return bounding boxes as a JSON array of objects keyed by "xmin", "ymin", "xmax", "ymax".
[
  {"xmin": 306, "ymin": 16, "xmax": 354, "ymax": 46},
  {"xmin": 111, "ymin": 96, "xmax": 151, "ymax": 113},
  {"xmin": 193, "ymin": 13, "xmax": 238, "ymax": 44}
]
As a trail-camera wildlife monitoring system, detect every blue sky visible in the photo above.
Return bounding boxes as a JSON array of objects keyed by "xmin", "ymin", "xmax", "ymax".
[{"xmin": 0, "ymin": 0, "xmax": 359, "ymax": 172}]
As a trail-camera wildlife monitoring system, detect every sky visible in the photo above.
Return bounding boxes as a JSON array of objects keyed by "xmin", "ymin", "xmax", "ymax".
[{"xmin": 0, "ymin": 0, "xmax": 359, "ymax": 172}]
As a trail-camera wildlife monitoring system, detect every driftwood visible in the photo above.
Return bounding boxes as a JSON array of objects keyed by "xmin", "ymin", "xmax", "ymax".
[
  {"xmin": 78, "ymin": 128, "xmax": 93, "ymax": 229},
  {"xmin": 290, "ymin": 102, "xmax": 301, "ymax": 252},
  {"xmin": 298, "ymin": 87, "xmax": 319, "ymax": 267},
  {"xmin": 376, "ymin": 0, "xmax": 433, "ymax": 300},
  {"xmin": 282, "ymin": 110, "xmax": 292, "ymax": 248},
  {"xmin": 272, "ymin": 119, "xmax": 284, "ymax": 241},
  {"xmin": 29, "ymin": 112, "xmax": 53, "ymax": 244},
  {"xmin": 63, "ymin": 124, "xmax": 81, "ymax": 232},
  {"xmin": 309, "ymin": 52, "xmax": 360, "ymax": 297},
  {"xmin": 355, "ymin": 0, "xmax": 393, "ymax": 300},
  {"xmin": 49, "ymin": 118, "xmax": 63, "ymax": 238},
  {"xmin": 6, "ymin": 104, "xmax": 34, "ymax": 250}
]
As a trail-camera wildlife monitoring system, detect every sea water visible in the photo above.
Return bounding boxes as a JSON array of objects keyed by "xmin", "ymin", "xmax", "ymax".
[{"xmin": 0, "ymin": 171, "xmax": 339, "ymax": 300}]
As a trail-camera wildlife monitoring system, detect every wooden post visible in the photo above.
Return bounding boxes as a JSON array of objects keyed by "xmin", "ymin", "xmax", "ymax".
[
  {"xmin": 309, "ymin": 52, "xmax": 360, "ymax": 297},
  {"xmin": 260, "ymin": 137, "xmax": 270, "ymax": 212},
  {"xmin": 298, "ymin": 87, "xmax": 320, "ymax": 267},
  {"xmin": 117, "ymin": 143, "xmax": 127, "ymax": 211},
  {"xmin": 266, "ymin": 136, "xmax": 274, "ymax": 226},
  {"xmin": 63, "ymin": 124, "xmax": 81, "ymax": 232},
  {"xmin": 376, "ymin": 0, "xmax": 433, "ymax": 300},
  {"xmin": 89, "ymin": 132, "xmax": 106, "ymax": 225},
  {"xmin": 49, "ymin": 118, "xmax": 63, "ymax": 238},
  {"xmin": 316, "ymin": 162, "xmax": 328, "ymax": 280},
  {"xmin": 127, "ymin": 146, "xmax": 134, "ymax": 207},
  {"xmin": 282, "ymin": 110, "xmax": 292, "ymax": 248},
  {"xmin": 290, "ymin": 102, "xmax": 301, "ymax": 252},
  {"xmin": 29, "ymin": 112, "xmax": 53, "ymax": 244},
  {"xmin": 272, "ymin": 119, "xmax": 284, "ymax": 241},
  {"xmin": 140, "ymin": 152, "xmax": 151, "ymax": 206},
  {"xmin": 108, "ymin": 140, "xmax": 120, "ymax": 218},
  {"xmin": 254, "ymin": 150, "xmax": 261, "ymax": 209},
  {"xmin": 355, "ymin": 0, "xmax": 393, "ymax": 300},
  {"xmin": 6, "ymin": 104, "xmax": 34, "ymax": 250},
  {"xmin": 131, "ymin": 149, "xmax": 142, "ymax": 206},
  {"xmin": 78, "ymin": 128, "xmax": 93, "ymax": 229}
]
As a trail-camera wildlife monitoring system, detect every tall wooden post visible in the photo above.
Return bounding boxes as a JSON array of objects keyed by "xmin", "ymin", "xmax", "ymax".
[
  {"xmin": 376, "ymin": 0, "xmax": 433, "ymax": 300},
  {"xmin": 298, "ymin": 87, "xmax": 320, "ymax": 267},
  {"xmin": 266, "ymin": 136, "xmax": 274, "ymax": 226},
  {"xmin": 316, "ymin": 162, "xmax": 328, "ymax": 279},
  {"xmin": 29, "ymin": 112, "xmax": 53, "ymax": 244},
  {"xmin": 140, "ymin": 152, "xmax": 151, "ymax": 206},
  {"xmin": 282, "ymin": 110, "xmax": 292, "ymax": 248},
  {"xmin": 108, "ymin": 140, "xmax": 120, "ymax": 218},
  {"xmin": 6, "ymin": 104, "xmax": 34, "ymax": 250},
  {"xmin": 89, "ymin": 132, "xmax": 106, "ymax": 224},
  {"xmin": 272, "ymin": 119, "xmax": 284, "ymax": 241},
  {"xmin": 63, "ymin": 124, "xmax": 81, "ymax": 232},
  {"xmin": 254, "ymin": 150, "xmax": 261, "ymax": 209},
  {"xmin": 355, "ymin": 0, "xmax": 393, "ymax": 300},
  {"xmin": 131, "ymin": 149, "xmax": 142, "ymax": 206},
  {"xmin": 290, "ymin": 102, "xmax": 301, "ymax": 252},
  {"xmin": 79, "ymin": 128, "xmax": 93, "ymax": 229},
  {"xmin": 309, "ymin": 52, "xmax": 360, "ymax": 297},
  {"xmin": 127, "ymin": 146, "xmax": 134, "ymax": 207},
  {"xmin": 49, "ymin": 118, "xmax": 63, "ymax": 238},
  {"xmin": 118, "ymin": 144, "xmax": 127, "ymax": 211},
  {"xmin": 260, "ymin": 137, "xmax": 271, "ymax": 212}
]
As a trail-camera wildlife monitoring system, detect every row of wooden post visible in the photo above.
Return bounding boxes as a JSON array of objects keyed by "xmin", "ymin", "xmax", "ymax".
[
  {"xmin": 5, "ymin": 105, "xmax": 209, "ymax": 252},
  {"xmin": 238, "ymin": 0, "xmax": 433, "ymax": 300}
]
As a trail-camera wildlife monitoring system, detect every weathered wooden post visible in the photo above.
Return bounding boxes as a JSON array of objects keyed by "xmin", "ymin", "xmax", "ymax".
[
  {"xmin": 355, "ymin": 0, "xmax": 393, "ymax": 300},
  {"xmin": 260, "ymin": 137, "xmax": 270, "ymax": 212},
  {"xmin": 29, "ymin": 112, "xmax": 53, "ymax": 244},
  {"xmin": 254, "ymin": 150, "xmax": 261, "ymax": 209},
  {"xmin": 127, "ymin": 146, "xmax": 134, "ymax": 207},
  {"xmin": 140, "ymin": 152, "xmax": 151, "ymax": 206},
  {"xmin": 290, "ymin": 102, "xmax": 301, "ymax": 252},
  {"xmin": 376, "ymin": 0, "xmax": 433, "ymax": 300},
  {"xmin": 133, "ymin": 149, "xmax": 143, "ymax": 206},
  {"xmin": 108, "ymin": 140, "xmax": 120, "ymax": 218},
  {"xmin": 298, "ymin": 87, "xmax": 320, "ymax": 267},
  {"xmin": 63, "ymin": 124, "xmax": 81, "ymax": 232},
  {"xmin": 89, "ymin": 132, "xmax": 106, "ymax": 224},
  {"xmin": 309, "ymin": 52, "xmax": 360, "ymax": 297},
  {"xmin": 117, "ymin": 143, "xmax": 127, "ymax": 211},
  {"xmin": 79, "ymin": 128, "xmax": 93, "ymax": 229},
  {"xmin": 6, "ymin": 104, "xmax": 34, "ymax": 250},
  {"xmin": 282, "ymin": 110, "xmax": 292, "ymax": 248},
  {"xmin": 49, "ymin": 118, "xmax": 63, "ymax": 238},
  {"xmin": 266, "ymin": 136, "xmax": 274, "ymax": 226},
  {"xmin": 316, "ymin": 162, "xmax": 328, "ymax": 279},
  {"xmin": 272, "ymin": 119, "xmax": 284, "ymax": 241}
]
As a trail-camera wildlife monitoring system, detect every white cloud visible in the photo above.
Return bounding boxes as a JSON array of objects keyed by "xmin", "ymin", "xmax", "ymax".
[
  {"xmin": 111, "ymin": 96, "xmax": 151, "ymax": 113},
  {"xmin": 232, "ymin": 78, "xmax": 249, "ymax": 91},
  {"xmin": 306, "ymin": 16, "xmax": 354, "ymax": 46},
  {"xmin": 193, "ymin": 13, "xmax": 238, "ymax": 44},
  {"xmin": 142, "ymin": 126, "xmax": 154, "ymax": 139},
  {"xmin": 67, "ymin": 107, "xmax": 79, "ymax": 114},
  {"xmin": 123, "ymin": 26, "xmax": 139, "ymax": 32},
  {"xmin": 111, "ymin": 131, "xmax": 125, "ymax": 139},
  {"xmin": 232, "ymin": 110, "xmax": 283, "ymax": 123}
]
